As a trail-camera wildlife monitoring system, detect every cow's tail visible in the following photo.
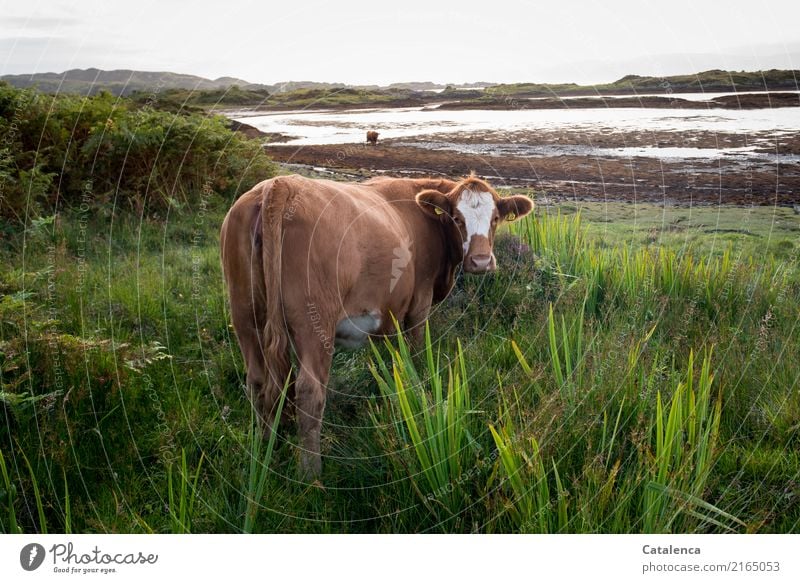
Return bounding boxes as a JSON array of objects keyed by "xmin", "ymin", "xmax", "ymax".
[{"xmin": 260, "ymin": 177, "xmax": 294, "ymax": 420}]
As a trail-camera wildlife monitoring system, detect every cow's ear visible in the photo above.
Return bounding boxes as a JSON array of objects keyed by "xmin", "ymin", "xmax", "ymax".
[
  {"xmin": 416, "ymin": 189, "xmax": 451, "ymax": 220},
  {"xmin": 497, "ymin": 195, "xmax": 533, "ymax": 222}
]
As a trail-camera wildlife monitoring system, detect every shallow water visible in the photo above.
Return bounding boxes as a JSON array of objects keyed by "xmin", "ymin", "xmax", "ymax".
[{"xmin": 232, "ymin": 94, "xmax": 800, "ymax": 162}]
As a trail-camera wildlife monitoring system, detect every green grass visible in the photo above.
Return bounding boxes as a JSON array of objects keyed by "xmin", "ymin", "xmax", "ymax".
[
  {"xmin": 242, "ymin": 376, "xmax": 289, "ymax": 533},
  {"xmin": 166, "ymin": 449, "xmax": 205, "ymax": 534},
  {"xmin": 1, "ymin": 195, "xmax": 798, "ymax": 533}
]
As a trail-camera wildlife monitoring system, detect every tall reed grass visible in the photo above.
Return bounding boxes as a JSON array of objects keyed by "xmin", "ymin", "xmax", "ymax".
[{"xmin": 369, "ymin": 324, "xmax": 480, "ymax": 529}]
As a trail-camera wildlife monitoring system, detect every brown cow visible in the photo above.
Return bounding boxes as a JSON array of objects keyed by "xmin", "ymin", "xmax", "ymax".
[
  {"xmin": 366, "ymin": 130, "xmax": 379, "ymax": 145},
  {"xmin": 220, "ymin": 174, "xmax": 533, "ymax": 479}
]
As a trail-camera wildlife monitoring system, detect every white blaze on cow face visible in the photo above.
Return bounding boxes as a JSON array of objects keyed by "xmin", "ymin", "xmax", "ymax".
[{"xmin": 455, "ymin": 189, "xmax": 495, "ymax": 254}]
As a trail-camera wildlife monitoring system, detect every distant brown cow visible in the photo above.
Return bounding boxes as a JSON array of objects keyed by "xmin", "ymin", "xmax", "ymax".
[
  {"xmin": 220, "ymin": 174, "xmax": 533, "ymax": 479},
  {"xmin": 366, "ymin": 130, "xmax": 379, "ymax": 145}
]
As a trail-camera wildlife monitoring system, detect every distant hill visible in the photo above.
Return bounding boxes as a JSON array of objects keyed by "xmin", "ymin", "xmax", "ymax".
[
  {"xmin": 486, "ymin": 69, "xmax": 800, "ymax": 97},
  {"xmin": 0, "ymin": 68, "xmax": 264, "ymax": 96},
  {"xmin": 0, "ymin": 69, "xmax": 499, "ymax": 97},
  {"xmin": 267, "ymin": 81, "xmax": 348, "ymax": 93},
  {"xmin": 3, "ymin": 68, "xmax": 797, "ymax": 108},
  {"xmin": 608, "ymin": 69, "xmax": 800, "ymax": 92}
]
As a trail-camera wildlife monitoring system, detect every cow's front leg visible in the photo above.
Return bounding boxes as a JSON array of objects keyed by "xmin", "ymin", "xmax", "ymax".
[{"xmin": 404, "ymin": 290, "xmax": 433, "ymax": 347}]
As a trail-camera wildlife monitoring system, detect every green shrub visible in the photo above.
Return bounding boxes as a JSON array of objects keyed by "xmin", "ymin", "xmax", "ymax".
[{"xmin": 0, "ymin": 82, "xmax": 276, "ymax": 223}]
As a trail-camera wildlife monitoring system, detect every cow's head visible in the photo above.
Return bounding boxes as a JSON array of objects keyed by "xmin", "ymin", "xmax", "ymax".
[{"xmin": 415, "ymin": 176, "xmax": 533, "ymax": 273}]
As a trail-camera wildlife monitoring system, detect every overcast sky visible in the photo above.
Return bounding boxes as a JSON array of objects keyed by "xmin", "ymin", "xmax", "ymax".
[{"xmin": 1, "ymin": 0, "xmax": 798, "ymax": 85}]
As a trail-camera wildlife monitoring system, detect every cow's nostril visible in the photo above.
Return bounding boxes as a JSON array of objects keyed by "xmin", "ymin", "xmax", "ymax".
[{"xmin": 469, "ymin": 255, "xmax": 492, "ymax": 269}]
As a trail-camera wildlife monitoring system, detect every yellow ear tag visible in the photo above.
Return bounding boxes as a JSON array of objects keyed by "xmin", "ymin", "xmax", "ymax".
[
  {"xmin": 506, "ymin": 212, "xmax": 516, "ymax": 221},
  {"xmin": 434, "ymin": 207, "xmax": 443, "ymax": 215}
]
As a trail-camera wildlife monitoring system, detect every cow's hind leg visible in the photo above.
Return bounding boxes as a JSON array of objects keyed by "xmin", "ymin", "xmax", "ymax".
[
  {"xmin": 232, "ymin": 318, "xmax": 294, "ymax": 433},
  {"xmin": 292, "ymin": 328, "xmax": 334, "ymax": 481},
  {"xmin": 224, "ymin": 203, "xmax": 294, "ymax": 430},
  {"xmin": 240, "ymin": 326, "xmax": 267, "ymax": 410},
  {"xmin": 260, "ymin": 323, "xmax": 296, "ymax": 431},
  {"xmin": 236, "ymin": 326, "xmax": 279, "ymax": 421}
]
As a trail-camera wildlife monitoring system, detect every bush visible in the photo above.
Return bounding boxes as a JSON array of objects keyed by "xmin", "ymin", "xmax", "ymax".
[{"xmin": 0, "ymin": 82, "xmax": 276, "ymax": 223}]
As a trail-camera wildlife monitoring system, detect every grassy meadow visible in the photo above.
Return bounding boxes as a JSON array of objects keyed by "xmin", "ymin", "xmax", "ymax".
[
  {"xmin": 2, "ymin": 186, "xmax": 799, "ymax": 533},
  {"xmin": 1, "ymin": 81, "xmax": 799, "ymax": 534}
]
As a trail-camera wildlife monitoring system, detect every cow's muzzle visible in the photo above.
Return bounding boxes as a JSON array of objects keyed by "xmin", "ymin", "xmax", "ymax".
[{"xmin": 464, "ymin": 253, "xmax": 497, "ymax": 274}]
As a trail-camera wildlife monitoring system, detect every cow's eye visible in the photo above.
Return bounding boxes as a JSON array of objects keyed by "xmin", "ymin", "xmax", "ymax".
[{"xmin": 454, "ymin": 216, "xmax": 463, "ymax": 226}]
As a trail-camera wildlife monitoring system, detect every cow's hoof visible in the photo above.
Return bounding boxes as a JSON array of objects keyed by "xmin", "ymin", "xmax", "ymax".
[{"xmin": 298, "ymin": 455, "xmax": 322, "ymax": 483}]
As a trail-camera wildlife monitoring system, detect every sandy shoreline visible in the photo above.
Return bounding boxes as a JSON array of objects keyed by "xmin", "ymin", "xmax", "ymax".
[{"xmin": 241, "ymin": 91, "xmax": 800, "ymax": 206}]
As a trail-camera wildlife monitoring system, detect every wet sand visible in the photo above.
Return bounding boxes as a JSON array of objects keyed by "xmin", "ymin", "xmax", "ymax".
[{"xmin": 388, "ymin": 127, "xmax": 800, "ymax": 154}]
